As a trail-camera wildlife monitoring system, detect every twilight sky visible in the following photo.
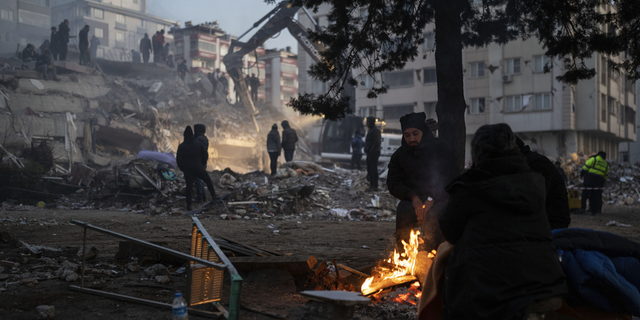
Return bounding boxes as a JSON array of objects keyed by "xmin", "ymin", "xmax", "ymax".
[{"xmin": 147, "ymin": 0, "xmax": 299, "ymax": 53}]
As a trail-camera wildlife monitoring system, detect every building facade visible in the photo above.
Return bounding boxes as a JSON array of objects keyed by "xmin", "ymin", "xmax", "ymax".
[
  {"xmin": 260, "ymin": 48, "xmax": 298, "ymax": 115},
  {"xmin": 0, "ymin": 0, "xmax": 52, "ymax": 57},
  {"xmin": 50, "ymin": 0, "xmax": 175, "ymax": 61}
]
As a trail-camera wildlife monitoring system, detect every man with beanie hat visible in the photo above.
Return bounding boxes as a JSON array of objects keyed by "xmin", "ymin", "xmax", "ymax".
[
  {"xmin": 387, "ymin": 112, "xmax": 452, "ymax": 250},
  {"xmin": 580, "ymin": 151, "xmax": 609, "ymax": 215},
  {"xmin": 364, "ymin": 116, "xmax": 381, "ymax": 191},
  {"xmin": 176, "ymin": 126, "xmax": 217, "ymax": 210},
  {"xmin": 516, "ymin": 137, "xmax": 570, "ymax": 228}
]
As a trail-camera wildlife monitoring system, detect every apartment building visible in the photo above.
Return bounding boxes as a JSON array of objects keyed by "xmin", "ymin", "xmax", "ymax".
[
  {"xmin": 50, "ymin": 0, "xmax": 175, "ymax": 61},
  {"xmin": 0, "ymin": 0, "xmax": 52, "ymax": 56},
  {"xmin": 260, "ymin": 48, "xmax": 298, "ymax": 115}
]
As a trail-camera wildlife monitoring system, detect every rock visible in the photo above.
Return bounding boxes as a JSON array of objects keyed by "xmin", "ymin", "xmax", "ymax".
[
  {"xmin": 155, "ymin": 275, "xmax": 171, "ymax": 284},
  {"xmin": 62, "ymin": 269, "xmax": 78, "ymax": 282},
  {"xmin": 60, "ymin": 261, "xmax": 78, "ymax": 271},
  {"xmin": 144, "ymin": 264, "xmax": 170, "ymax": 278},
  {"xmin": 228, "ymin": 214, "xmax": 242, "ymax": 220},
  {"xmin": 77, "ymin": 245, "xmax": 99, "ymax": 260},
  {"xmin": 220, "ymin": 214, "xmax": 228, "ymax": 220},
  {"xmin": 36, "ymin": 305, "xmax": 55, "ymax": 319},
  {"xmin": 625, "ymin": 197, "xmax": 635, "ymax": 205}
]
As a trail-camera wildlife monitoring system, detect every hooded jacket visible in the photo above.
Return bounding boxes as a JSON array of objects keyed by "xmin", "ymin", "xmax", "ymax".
[
  {"xmin": 351, "ymin": 133, "xmax": 365, "ymax": 155},
  {"xmin": 193, "ymin": 124, "xmax": 208, "ymax": 168},
  {"xmin": 58, "ymin": 22, "xmax": 70, "ymax": 44},
  {"xmin": 439, "ymin": 154, "xmax": 567, "ymax": 320},
  {"xmin": 267, "ymin": 126, "xmax": 281, "ymax": 153},
  {"xmin": 364, "ymin": 117, "xmax": 381, "ymax": 154},
  {"xmin": 140, "ymin": 36, "xmax": 152, "ymax": 53},
  {"xmin": 176, "ymin": 127, "xmax": 207, "ymax": 172},
  {"xmin": 79, "ymin": 27, "xmax": 89, "ymax": 47},
  {"xmin": 281, "ymin": 121, "xmax": 298, "ymax": 151}
]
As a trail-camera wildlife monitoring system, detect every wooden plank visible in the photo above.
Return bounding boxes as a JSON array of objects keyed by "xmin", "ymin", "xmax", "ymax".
[{"xmin": 229, "ymin": 255, "xmax": 317, "ymax": 276}]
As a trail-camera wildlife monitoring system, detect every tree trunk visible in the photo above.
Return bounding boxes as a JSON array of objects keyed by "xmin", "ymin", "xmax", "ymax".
[{"xmin": 434, "ymin": 0, "xmax": 467, "ymax": 179}]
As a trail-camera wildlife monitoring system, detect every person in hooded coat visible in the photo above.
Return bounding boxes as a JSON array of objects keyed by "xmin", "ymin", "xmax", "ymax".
[
  {"xmin": 281, "ymin": 120, "xmax": 298, "ymax": 162},
  {"xmin": 439, "ymin": 123, "xmax": 567, "ymax": 320},
  {"xmin": 351, "ymin": 130, "xmax": 365, "ymax": 170},
  {"xmin": 267, "ymin": 124, "xmax": 282, "ymax": 176},
  {"xmin": 193, "ymin": 124, "xmax": 209, "ymax": 203},
  {"xmin": 176, "ymin": 126, "xmax": 217, "ymax": 210},
  {"xmin": 387, "ymin": 112, "xmax": 453, "ymax": 250},
  {"xmin": 516, "ymin": 137, "xmax": 571, "ymax": 229},
  {"xmin": 364, "ymin": 116, "xmax": 381, "ymax": 192}
]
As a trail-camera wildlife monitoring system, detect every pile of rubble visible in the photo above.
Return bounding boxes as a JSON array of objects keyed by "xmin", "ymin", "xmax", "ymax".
[{"xmin": 559, "ymin": 154, "xmax": 640, "ymax": 206}]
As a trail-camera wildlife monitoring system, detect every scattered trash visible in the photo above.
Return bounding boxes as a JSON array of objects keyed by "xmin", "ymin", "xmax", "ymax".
[{"xmin": 606, "ymin": 220, "xmax": 632, "ymax": 227}]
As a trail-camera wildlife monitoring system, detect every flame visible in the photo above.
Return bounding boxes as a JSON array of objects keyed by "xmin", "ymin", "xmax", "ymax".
[
  {"xmin": 361, "ymin": 230, "xmax": 425, "ymax": 293},
  {"xmin": 392, "ymin": 281, "xmax": 422, "ymax": 305}
]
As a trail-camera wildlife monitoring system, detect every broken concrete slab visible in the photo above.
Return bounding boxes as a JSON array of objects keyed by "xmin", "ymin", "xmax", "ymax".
[
  {"xmin": 95, "ymin": 124, "xmax": 148, "ymax": 155},
  {"xmin": 51, "ymin": 141, "xmax": 84, "ymax": 164},
  {"xmin": 15, "ymin": 77, "xmax": 110, "ymax": 99},
  {"xmin": 9, "ymin": 94, "xmax": 86, "ymax": 114},
  {"xmin": 1, "ymin": 69, "xmax": 41, "ymax": 79},
  {"xmin": 87, "ymin": 153, "xmax": 111, "ymax": 167},
  {"xmin": 18, "ymin": 116, "xmax": 84, "ymax": 139},
  {"xmin": 53, "ymin": 61, "xmax": 98, "ymax": 75},
  {"xmin": 97, "ymin": 59, "xmax": 173, "ymax": 77},
  {"xmin": 69, "ymin": 164, "xmax": 98, "ymax": 187},
  {"xmin": 0, "ymin": 74, "xmax": 16, "ymax": 82}
]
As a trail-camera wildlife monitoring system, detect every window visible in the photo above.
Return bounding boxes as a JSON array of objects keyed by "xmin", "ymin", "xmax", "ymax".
[
  {"xmin": 424, "ymin": 101, "xmax": 437, "ymax": 119},
  {"xmin": 313, "ymin": 80, "xmax": 326, "ymax": 94},
  {"xmin": 0, "ymin": 31, "xmax": 8, "ymax": 42},
  {"xmin": 505, "ymin": 95, "xmax": 522, "ymax": 112},
  {"xmin": 601, "ymin": 94, "xmax": 607, "ymax": 121},
  {"xmin": 93, "ymin": 8, "xmax": 103, "ymax": 19},
  {"xmin": 175, "ymin": 42, "xmax": 183, "ymax": 54},
  {"xmin": 533, "ymin": 55, "xmax": 551, "ymax": 73},
  {"xmin": 423, "ymin": 68, "xmax": 437, "ymax": 84},
  {"xmin": 470, "ymin": 98, "xmax": 485, "ymax": 114},
  {"xmin": 196, "ymin": 40, "xmax": 216, "ymax": 53},
  {"xmin": 116, "ymin": 14, "xmax": 126, "ymax": 24},
  {"xmin": 140, "ymin": 19, "xmax": 145, "ymax": 27},
  {"xmin": 281, "ymin": 63, "xmax": 297, "ymax": 74},
  {"xmin": 97, "ymin": 47, "xmax": 104, "ymax": 58},
  {"xmin": 116, "ymin": 32, "xmax": 125, "ymax": 43},
  {"xmin": 601, "ymin": 57, "xmax": 607, "ymax": 84},
  {"xmin": 18, "ymin": 10, "xmax": 49, "ymax": 28},
  {"xmin": 283, "ymin": 78, "xmax": 298, "ymax": 88},
  {"xmin": 505, "ymin": 58, "xmax": 521, "ymax": 75},
  {"xmin": 383, "ymin": 70, "xmax": 414, "ymax": 88},
  {"xmin": 360, "ymin": 74, "xmax": 374, "ymax": 89},
  {"xmin": 94, "ymin": 27, "xmax": 103, "ymax": 38},
  {"xmin": 423, "ymin": 32, "xmax": 435, "ymax": 51},
  {"xmin": 534, "ymin": 93, "xmax": 551, "ymax": 110},
  {"xmin": 384, "ymin": 104, "xmax": 415, "ymax": 120},
  {"xmin": 609, "ymin": 97, "xmax": 616, "ymax": 115},
  {"xmin": 1, "ymin": 8, "xmax": 14, "ymax": 21},
  {"xmin": 470, "ymin": 62, "xmax": 485, "ymax": 78},
  {"xmin": 20, "ymin": 0, "xmax": 47, "ymax": 6}
]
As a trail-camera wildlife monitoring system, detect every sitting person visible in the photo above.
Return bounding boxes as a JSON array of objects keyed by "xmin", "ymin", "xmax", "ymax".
[
  {"xmin": 21, "ymin": 44, "xmax": 37, "ymax": 62},
  {"xmin": 438, "ymin": 123, "xmax": 567, "ymax": 320},
  {"xmin": 35, "ymin": 50, "xmax": 58, "ymax": 81}
]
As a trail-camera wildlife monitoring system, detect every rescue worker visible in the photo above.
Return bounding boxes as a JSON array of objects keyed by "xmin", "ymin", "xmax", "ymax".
[
  {"xmin": 351, "ymin": 130, "xmax": 364, "ymax": 170},
  {"xmin": 50, "ymin": 27, "xmax": 59, "ymax": 60},
  {"xmin": 281, "ymin": 120, "xmax": 298, "ymax": 162},
  {"xmin": 364, "ymin": 116, "xmax": 381, "ymax": 192},
  {"xmin": 387, "ymin": 112, "xmax": 451, "ymax": 249},
  {"xmin": 139, "ymin": 33, "xmax": 152, "ymax": 63},
  {"xmin": 439, "ymin": 123, "xmax": 567, "ymax": 320},
  {"xmin": 516, "ymin": 137, "xmax": 571, "ymax": 229},
  {"xmin": 249, "ymin": 73, "xmax": 260, "ymax": 102},
  {"xmin": 176, "ymin": 126, "xmax": 217, "ymax": 211},
  {"xmin": 193, "ymin": 124, "xmax": 209, "ymax": 203},
  {"xmin": 36, "ymin": 50, "xmax": 58, "ymax": 81},
  {"xmin": 21, "ymin": 44, "xmax": 37, "ymax": 62},
  {"xmin": 58, "ymin": 19, "xmax": 71, "ymax": 61},
  {"xmin": 267, "ymin": 124, "xmax": 282, "ymax": 176},
  {"xmin": 580, "ymin": 151, "xmax": 609, "ymax": 215},
  {"xmin": 78, "ymin": 25, "xmax": 90, "ymax": 65},
  {"xmin": 177, "ymin": 60, "xmax": 189, "ymax": 82},
  {"xmin": 90, "ymin": 35, "xmax": 100, "ymax": 61}
]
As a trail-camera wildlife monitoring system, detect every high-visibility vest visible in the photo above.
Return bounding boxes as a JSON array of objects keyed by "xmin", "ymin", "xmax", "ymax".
[{"xmin": 583, "ymin": 155, "xmax": 609, "ymax": 179}]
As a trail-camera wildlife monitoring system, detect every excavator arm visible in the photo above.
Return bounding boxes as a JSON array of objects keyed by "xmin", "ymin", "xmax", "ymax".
[{"xmin": 222, "ymin": 1, "xmax": 326, "ymax": 132}]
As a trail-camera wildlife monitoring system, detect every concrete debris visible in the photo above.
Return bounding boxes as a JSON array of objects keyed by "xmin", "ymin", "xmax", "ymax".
[
  {"xmin": 69, "ymin": 164, "xmax": 98, "ymax": 187},
  {"xmin": 77, "ymin": 245, "xmax": 99, "ymax": 260},
  {"xmin": 144, "ymin": 264, "xmax": 170, "ymax": 278},
  {"xmin": 35, "ymin": 305, "xmax": 55, "ymax": 319},
  {"xmin": 61, "ymin": 269, "xmax": 78, "ymax": 282},
  {"xmin": 155, "ymin": 275, "xmax": 171, "ymax": 284}
]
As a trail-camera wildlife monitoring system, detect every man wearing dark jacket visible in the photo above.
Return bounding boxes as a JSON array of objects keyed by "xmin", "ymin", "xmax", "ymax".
[
  {"xmin": 58, "ymin": 20, "xmax": 70, "ymax": 61},
  {"xmin": 193, "ymin": 124, "xmax": 209, "ymax": 203},
  {"xmin": 50, "ymin": 27, "xmax": 59, "ymax": 60},
  {"xmin": 249, "ymin": 74, "xmax": 260, "ymax": 102},
  {"xmin": 140, "ymin": 33, "xmax": 152, "ymax": 63},
  {"xmin": 516, "ymin": 137, "xmax": 571, "ymax": 229},
  {"xmin": 439, "ymin": 123, "xmax": 567, "ymax": 320},
  {"xmin": 387, "ymin": 112, "xmax": 451, "ymax": 249},
  {"xmin": 36, "ymin": 50, "xmax": 58, "ymax": 81},
  {"xmin": 267, "ymin": 124, "xmax": 282, "ymax": 176},
  {"xmin": 78, "ymin": 25, "xmax": 90, "ymax": 65},
  {"xmin": 21, "ymin": 44, "xmax": 37, "ymax": 62},
  {"xmin": 177, "ymin": 126, "xmax": 216, "ymax": 211},
  {"xmin": 281, "ymin": 120, "xmax": 298, "ymax": 162},
  {"xmin": 351, "ymin": 130, "xmax": 365, "ymax": 170},
  {"xmin": 364, "ymin": 116, "xmax": 381, "ymax": 192}
]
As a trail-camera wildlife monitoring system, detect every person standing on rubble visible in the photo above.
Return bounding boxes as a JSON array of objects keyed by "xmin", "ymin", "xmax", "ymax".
[
  {"xmin": 438, "ymin": 123, "xmax": 567, "ymax": 320},
  {"xmin": 78, "ymin": 25, "xmax": 90, "ymax": 65},
  {"xmin": 178, "ymin": 60, "xmax": 189, "ymax": 82},
  {"xmin": 36, "ymin": 50, "xmax": 58, "ymax": 81},
  {"xmin": 516, "ymin": 137, "xmax": 570, "ymax": 229},
  {"xmin": 177, "ymin": 126, "xmax": 217, "ymax": 211},
  {"xmin": 351, "ymin": 130, "xmax": 364, "ymax": 170},
  {"xmin": 387, "ymin": 112, "xmax": 451, "ymax": 249},
  {"xmin": 50, "ymin": 27, "xmax": 59, "ymax": 60},
  {"xmin": 58, "ymin": 19, "xmax": 71, "ymax": 61},
  {"xmin": 140, "ymin": 33, "xmax": 152, "ymax": 63},
  {"xmin": 267, "ymin": 124, "xmax": 282, "ymax": 176},
  {"xmin": 90, "ymin": 35, "xmax": 100, "ymax": 62},
  {"xmin": 193, "ymin": 124, "xmax": 209, "ymax": 203},
  {"xmin": 152, "ymin": 31, "xmax": 161, "ymax": 63},
  {"xmin": 580, "ymin": 151, "xmax": 609, "ymax": 215},
  {"xmin": 281, "ymin": 120, "xmax": 298, "ymax": 162},
  {"xmin": 219, "ymin": 72, "xmax": 229, "ymax": 102},
  {"xmin": 250, "ymin": 74, "xmax": 261, "ymax": 102},
  {"xmin": 364, "ymin": 116, "xmax": 381, "ymax": 192}
]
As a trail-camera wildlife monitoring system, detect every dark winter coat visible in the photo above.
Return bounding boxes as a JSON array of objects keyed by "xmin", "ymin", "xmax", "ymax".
[
  {"xmin": 364, "ymin": 126, "xmax": 381, "ymax": 154},
  {"xmin": 35, "ymin": 54, "xmax": 52, "ymax": 69},
  {"xmin": 439, "ymin": 154, "xmax": 567, "ymax": 320},
  {"xmin": 140, "ymin": 37, "xmax": 152, "ymax": 53},
  {"xmin": 193, "ymin": 124, "xmax": 208, "ymax": 168},
  {"xmin": 176, "ymin": 137, "xmax": 207, "ymax": 173},
  {"xmin": 50, "ymin": 32, "xmax": 59, "ymax": 52},
  {"xmin": 21, "ymin": 48, "xmax": 36, "ymax": 62},
  {"xmin": 267, "ymin": 129, "xmax": 281, "ymax": 153},
  {"xmin": 58, "ymin": 22, "xmax": 70, "ymax": 44},
  {"xmin": 519, "ymin": 145, "xmax": 571, "ymax": 229},
  {"xmin": 553, "ymin": 228, "xmax": 640, "ymax": 316},
  {"xmin": 79, "ymin": 28, "xmax": 89, "ymax": 47},
  {"xmin": 351, "ymin": 134, "xmax": 365, "ymax": 155},
  {"xmin": 281, "ymin": 121, "xmax": 298, "ymax": 151}
]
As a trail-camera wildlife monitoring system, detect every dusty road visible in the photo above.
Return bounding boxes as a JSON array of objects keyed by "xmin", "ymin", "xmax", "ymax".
[{"xmin": 0, "ymin": 205, "xmax": 638, "ymax": 319}]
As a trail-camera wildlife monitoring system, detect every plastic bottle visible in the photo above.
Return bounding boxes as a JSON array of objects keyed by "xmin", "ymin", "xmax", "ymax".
[{"xmin": 172, "ymin": 292, "xmax": 188, "ymax": 320}]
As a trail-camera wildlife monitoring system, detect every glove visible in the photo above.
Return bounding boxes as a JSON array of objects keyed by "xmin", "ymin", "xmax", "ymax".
[{"xmin": 580, "ymin": 170, "xmax": 587, "ymax": 178}]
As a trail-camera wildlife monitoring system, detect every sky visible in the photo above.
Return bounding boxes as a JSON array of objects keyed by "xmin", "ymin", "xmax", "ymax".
[{"xmin": 147, "ymin": 0, "xmax": 299, "ymax": 53}]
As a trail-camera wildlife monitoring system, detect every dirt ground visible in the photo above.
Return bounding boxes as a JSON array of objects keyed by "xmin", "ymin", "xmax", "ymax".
[{"xmin": 0, "ymin": 205, "xmax": 639, "ymax": 319}]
